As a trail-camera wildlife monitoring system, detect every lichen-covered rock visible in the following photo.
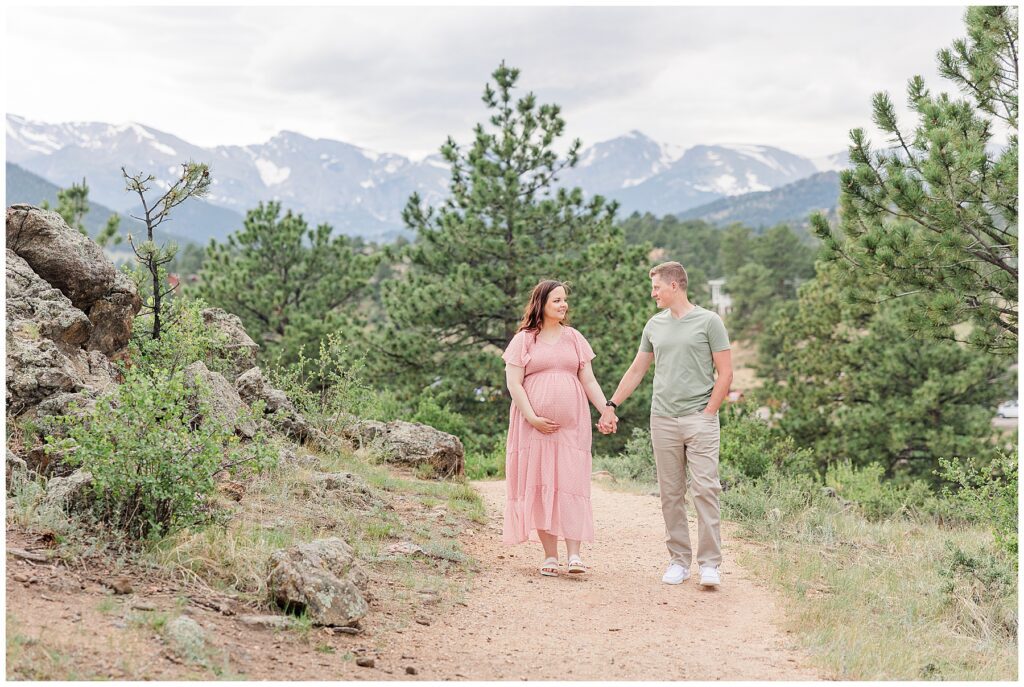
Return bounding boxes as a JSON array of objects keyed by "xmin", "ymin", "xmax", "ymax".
[
  {"xmin": 164, "ymin": 616, "xmax": 207, "ymax": 663},
  {"xmin": 344, "ymin": 420, "xmax": 464, "ymax": 478},
  {"xmin": 42, "ymin": 469, "xmax": 93, "ymax": 513},
  {"xmin": 235, "ymin": 367, "xmax": 320, "ymax": 443},
  {"xmin": 6, "ymin": 249, "xmax": 92, "ymax": 350},
  {"xmin": 183, "ymin": 361, "xmax": 256, "ymax": 438},
  {"xmin": 201, "ymin": 308, "xmax": 259, "ymax": 382},
  {"xmin": 6, "ymin": 205, "xmax": 140, "ymax": 357},
  {"xmin": 266, "ymin": 538, "xmax": 369, "ymax": 627}
]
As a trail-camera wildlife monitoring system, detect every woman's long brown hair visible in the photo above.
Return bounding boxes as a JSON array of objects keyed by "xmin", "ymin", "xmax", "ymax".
[{"xmin": 516, "ymin": 280, "xmax": 570, "ymax": 334}]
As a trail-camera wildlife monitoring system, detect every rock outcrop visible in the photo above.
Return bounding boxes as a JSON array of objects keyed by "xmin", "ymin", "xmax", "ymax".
[
  {"xmin": 266, "ymin": 538, "xmax": 369, "ymax": 627},
  {"xmin": 5, "ymin": 206, "xmax": 138, "ymax": 419},
  {"xmin": 6, "ymin": 205, "xmax": 141, "ymax": 358},
  {"xmin": 235, "ymin": 367, "xmax": 320, "ymax": 444}
]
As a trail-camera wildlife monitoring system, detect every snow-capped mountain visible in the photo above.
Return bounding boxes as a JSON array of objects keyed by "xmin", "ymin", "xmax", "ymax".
[
  {"xmin": 608, "ymin": 143, "xmax": 819, "ymax": 217},
  {"xmin": 811, "ymin": 150, "xmax": 851, "ymax": 172},
  {"xmin": 7, "ymin": 114, "xmax": 839, "ymax": 241},
  {"xmin": 560, "ymin": 130, "xmax": 682, "ymax": 195}
]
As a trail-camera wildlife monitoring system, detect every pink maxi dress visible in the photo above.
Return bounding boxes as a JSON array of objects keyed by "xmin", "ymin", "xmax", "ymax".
[{"xmin": 502, "ymin": 326, "xmax": 596, "ymax": 544}]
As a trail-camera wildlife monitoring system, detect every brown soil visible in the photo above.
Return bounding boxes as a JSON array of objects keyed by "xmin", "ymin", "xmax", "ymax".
[{"xmin": 6, "ymin": 479, "xmax": 821, "ymax": 680}]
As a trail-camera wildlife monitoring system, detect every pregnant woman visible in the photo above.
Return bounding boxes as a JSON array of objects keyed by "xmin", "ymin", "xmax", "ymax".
[{"xmin": 502, "ymin": 280, "xmax": 613, "ymax": 577}]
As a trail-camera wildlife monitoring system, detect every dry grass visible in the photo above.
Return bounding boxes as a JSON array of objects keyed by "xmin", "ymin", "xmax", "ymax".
[
  {"xmin": 727, "ymin": 486, "xmax": 1018, "ymax": 680},
  {"xmin": 141, "ymin": 440, "xmax": 485, "ymax": 624}
]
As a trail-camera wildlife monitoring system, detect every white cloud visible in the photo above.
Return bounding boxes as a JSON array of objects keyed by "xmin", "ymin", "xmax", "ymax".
[{"xmin": 5, "ymin": 5, "xmax": 970, "ymax": 159}]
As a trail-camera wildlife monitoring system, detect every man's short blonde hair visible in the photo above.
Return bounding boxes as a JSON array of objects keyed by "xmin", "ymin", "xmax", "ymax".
[{"xmin": 649, "ymin": 261, "xmax": 688, "ymax": 292}]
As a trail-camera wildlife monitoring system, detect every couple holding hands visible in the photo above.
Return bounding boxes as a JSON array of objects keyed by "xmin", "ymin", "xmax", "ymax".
[{"xmin": 502, "ymin": 262, "xmax": 733, "ymax": 587}]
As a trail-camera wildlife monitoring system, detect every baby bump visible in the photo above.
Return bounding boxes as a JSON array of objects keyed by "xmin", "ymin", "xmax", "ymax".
[{"xmin": 524, "ymin": 373, "xmax": 585, "ymax": 427}]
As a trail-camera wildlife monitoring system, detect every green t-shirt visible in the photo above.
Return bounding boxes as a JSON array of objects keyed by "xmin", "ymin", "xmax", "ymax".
[{"xmin": 639, "ymin": 305, "xmax": 731, "ymax": 417}]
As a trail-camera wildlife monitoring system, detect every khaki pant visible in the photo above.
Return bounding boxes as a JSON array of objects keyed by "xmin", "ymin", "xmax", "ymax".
[{"xmin": 650, "ymin": 413, "xmax": 723, "ymax": 568}]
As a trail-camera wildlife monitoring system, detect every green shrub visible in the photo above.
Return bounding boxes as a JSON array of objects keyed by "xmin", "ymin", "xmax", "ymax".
[
  {"xmin": 720, "ymin": 403, "xmax": 814, "ymax": 483},
  {"xmin": 44, "ymin": 368, "xmax": 275, "ymax": 539},
  {"xmin": 593, "ymin": 427, "xmax": 658, "ymax": 484},
  {"xmin": 939, "ymin": 452, "xmax": 1018, "ymax": 560},
  {"xmin": 721, "ymin": 464, "xmax": 828, "ymax": 534},
  {"xmin": 410, "ymin": 394, "xmax": 471, "ymax": 441},
  {"xmin": 825, "ymin": 460, "xmax": 939, "ymax": 521},
  {"xmin": 267, "ymin": 333, "xmax": 403, "ymax": 431},
  {"xmin": 128, "ymin": 297, "xmax": 231, "ymax": 378},
  {"xmin": 465, "ymin": 438, "xmax": 506, "ymax": 480},
  {"xmin": 940, "ymin": 542, "xmax": 1018, "ymax": 640}
]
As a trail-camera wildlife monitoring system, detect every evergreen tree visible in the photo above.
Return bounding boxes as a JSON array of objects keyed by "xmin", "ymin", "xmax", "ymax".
[
  {"xmin": 758, "ymin": 262, "xmax": 1010, "ymax": 480},
  {"xmin": 375, "ymin": 63, "xmax": 654, "ymax": 449},
  {"xmin": 55, "ymin": 178, "xmax": 89, "ymax": 234},
  {"xmin": 814, "ymin": 6, "xmax": 1018, "ymax": 355},
  {"xmin": 197, "ymin": 202, "xmax": 380, "ymax": 366},
  {"xmin": 123, "ymin": 162, "xmax": 211, "ymax": 340}
]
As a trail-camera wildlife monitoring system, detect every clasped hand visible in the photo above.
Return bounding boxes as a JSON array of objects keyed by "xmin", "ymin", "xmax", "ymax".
[{"xmin": 596, "ymin": 407, "xmax": 618, "ymax": 434}]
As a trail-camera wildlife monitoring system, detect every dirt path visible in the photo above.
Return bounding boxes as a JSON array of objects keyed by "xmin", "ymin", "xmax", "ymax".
[{"xmin": 372, "ymin": 480, "xmax": 821, "ymax": 680}]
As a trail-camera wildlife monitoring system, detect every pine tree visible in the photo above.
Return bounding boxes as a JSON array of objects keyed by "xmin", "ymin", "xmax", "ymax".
[
  {"xmin": 814, "ymin": 6, "xmax": 1018, "ymax": 355},
  {"xmin": 197, "ymin": 201, "xmax": 380, "ymax": 366},
  {"xmin": 123, "ymin": 162, "xmax": 211, "ymax": 340},
  {"xmin": 375, "ymin": 63, "xmax": 654, "ymax": 447},
  {"xmin": 758, "ymin": 262, "xmax": 1010, "ymax": 479}
]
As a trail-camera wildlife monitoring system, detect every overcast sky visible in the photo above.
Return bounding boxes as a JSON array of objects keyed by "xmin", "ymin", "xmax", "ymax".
[{"xmin": 6, "ymin": 5, "xmax": 970, "ymax": 160}]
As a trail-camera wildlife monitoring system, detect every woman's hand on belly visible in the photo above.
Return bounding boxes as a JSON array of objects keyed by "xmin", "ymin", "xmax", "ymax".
[{"xmin": 527, "ymin": 415, "xmax": 561, "ymax": 434}]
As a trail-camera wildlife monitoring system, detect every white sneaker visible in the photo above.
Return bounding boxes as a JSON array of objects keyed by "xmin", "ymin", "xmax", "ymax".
[
  {"xmin": 699, "ymin": 565, "xmax": 721, "ymax": 587},
  {"xmin": 661, "ymin": 563, "xmax": 690, "ymax": 585}
]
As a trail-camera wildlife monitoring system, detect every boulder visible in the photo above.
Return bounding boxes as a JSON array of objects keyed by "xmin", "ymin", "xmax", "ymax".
[
  {"xmin": 201, "ymin": 308, "xmax": 259, "ymax": 382},
  {"xmin": 183, "ymin": 362, "xmax": 256, "ymax": 438},
  {"xmin": 235, "ymin": 367, "xmax": 320, "ymax": 443},
  {"xmin": 83, "ymin": 271, "xmax": 140, "ymax": 357},
  {"xmin": 266, "ymin": 538, "xmax": 369, "ymax": 627},
  {"xmin": 345, "ymin": 420, "xmax": 464, "ymax": 478},
  {"xmin": 42, "ymin": 469, "xmax": 93, "ymax": 513},
  {"xmin": 5, "ymin": 335, "xmax": 84, "ymax": 415},
  {"xmin": 164, "ymin": 616, "xmax": 207, "ymax": 663},
  {"xmin": 6, "ymin": 205, "xmax": 140, "ymax": 357}
]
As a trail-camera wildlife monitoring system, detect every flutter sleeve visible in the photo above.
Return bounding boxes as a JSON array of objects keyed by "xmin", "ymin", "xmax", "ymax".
[
  {"xmin": 502, "ymin": 331, "xmax": 531, "ymax": 368},
  {"xmin": 572, "ymin": 328, "xmax": 597, "ymax": 369}
]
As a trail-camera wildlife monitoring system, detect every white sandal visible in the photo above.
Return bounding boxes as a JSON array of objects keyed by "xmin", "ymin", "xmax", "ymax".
[
  {"xmin": 567, "ymin": 554, "xmax": 588, "ymax": 574},
  {"xmin": 539, "ymin": 556, "xmax": 559, "ymax": 577}
]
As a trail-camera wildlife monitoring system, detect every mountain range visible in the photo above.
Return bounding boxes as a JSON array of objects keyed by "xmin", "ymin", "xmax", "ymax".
[{"xmin": 6, "ymin": 114, "xmax": 848, "ymax": 243}]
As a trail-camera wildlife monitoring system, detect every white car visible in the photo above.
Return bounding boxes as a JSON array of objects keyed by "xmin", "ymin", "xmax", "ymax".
[{"xmin": 996, "ymin": 400, "xmax": 1018, "ymax": 419}]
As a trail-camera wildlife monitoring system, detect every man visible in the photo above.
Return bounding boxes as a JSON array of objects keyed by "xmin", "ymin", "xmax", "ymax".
[{"xmin": 599, "ymin": 262, "xmax": 732, "ymax": 587}]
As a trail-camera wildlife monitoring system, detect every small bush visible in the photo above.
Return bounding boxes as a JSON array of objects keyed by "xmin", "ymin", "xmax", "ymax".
[
  {"xmin": 939, "ymin": 452, "xmax": 1018, "ymax": 560},
  {"xmin": 720, "ymin": 403, "xmax": 814, "ymax": 483},
  {"xmin": 940, "ymin": 542, "xmax": 1018, "ymax": 640},
  {"xmin": 593, "ymin": 427, "xmax": 658, "ymax": 484},
  {"xmin": 128, "ymin": 297, "xmax": 231, "ymax": 378},
  {"xmin": 465, "ymin": 438, "xmax": 506, "ymax": 480},
  {"xmin": 44, "ymin": 368, "xmax": 275, "ymax": 539},
  {"xmin": 825, "ymin": 461, "xmax": 939, "ymax": 521},
  {"xmin": 267, "ymin": 333, "xmax": 403, "ymax": 430},
  {"xmin": 410, "ymin": 394, "xmax": 470, "ymax": 440}
]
